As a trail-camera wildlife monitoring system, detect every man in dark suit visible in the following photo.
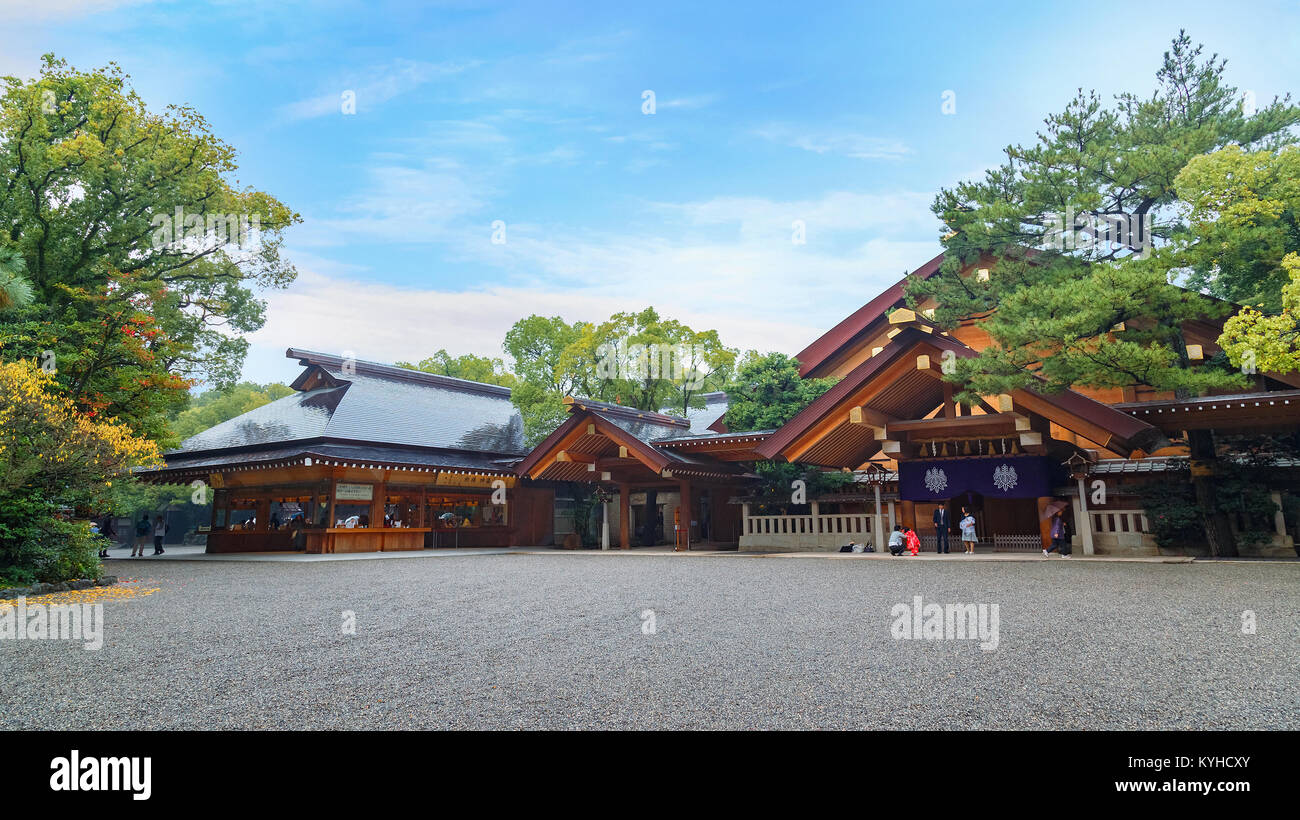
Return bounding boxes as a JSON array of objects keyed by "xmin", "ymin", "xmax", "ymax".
[{"xmin": 933, "ymin": 505, "xmax": 951, "ymax": 553}]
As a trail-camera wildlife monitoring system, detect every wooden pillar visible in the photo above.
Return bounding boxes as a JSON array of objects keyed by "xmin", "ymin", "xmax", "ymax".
[
  {"xmin": 326, "ymin": 474, "xmax": 338, "ymax": 529},
  {"xmin": 888, "ymin": 499, "xmax": 897, "ymax": 532},
  {"xmin": 900, "ymin": 500, "xmax": 916, "ymax": 533},
  {"xmin": 1075, "ymin": 476, "xmax": 1095, "ymax": 555},
  {"xmin": 618, "ymin": 482, "xmax": 631, "ymax": 549},
  {"xmin": 1036, "ymin": 496, "xmax": 1053, "ymax": 550},
  {"xmin": 678, "ymin": 478, "xmax": 693, "ymax": 551},
  {"xmin": 873, "ymin": 484, "xmax": 884, "ymax": 550},
  {"xmin": 417, "ymin": 486, "xmax": 426, "ymax": 528},
  {"xmin": 255, "ymin": 498, "xmax": 271, "ymax": 532},
  {"xmin": 742, "ymin": 502, "xmax": 751, "ymax": 541},
  {"xmin": 372, "ymin": 480, "xmax": 386, "ymax": 528}
]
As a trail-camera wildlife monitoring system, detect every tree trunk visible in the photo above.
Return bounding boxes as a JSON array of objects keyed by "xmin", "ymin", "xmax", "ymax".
[{"xmin": 1188, "ymin": 429, "xmax": 1237, "ymax": 557}]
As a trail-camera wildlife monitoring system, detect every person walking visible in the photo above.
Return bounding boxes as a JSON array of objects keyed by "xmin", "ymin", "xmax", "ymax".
[
  {"xmin": 959, "ymin": 508, "xmax": 978, "ymax": 554},
  {"xmin": 888, "ymin": 524, "xmax": 907, "ymax": 556},
  {"xmin": 932, "ymin": 505, "xmax": 951, "ymax": 553},
  {"xmin": 1044, "ymin": 510, "xmax": 1071, "ymax": 557},
  {"xmin": 152, "ymin": 514, "xmax": 167, "ymax": 555},
  {"xmin": 904, "ymin": 526, "xmax": 921, "ymax": 556},
  {"xmin": 131, "ymin": 514, "xmax": 150, "ymax": 557}
]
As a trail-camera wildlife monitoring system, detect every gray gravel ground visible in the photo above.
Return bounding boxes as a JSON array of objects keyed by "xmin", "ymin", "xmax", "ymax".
[{"xmin": 2, "ymin": 554, "xmax": 1297, "ymax": 729}]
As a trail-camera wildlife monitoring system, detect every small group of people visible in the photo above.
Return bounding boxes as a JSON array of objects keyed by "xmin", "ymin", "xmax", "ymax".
[
  {"xmin": 885, "ymin": 506, "xmax": 982, "ymax": 556},
  {"xmin": 130, "ymin": 514, "xmax": 167, "ymax": 557},
  {"xmin": 891, "ymin": 505, "xmax": 1072, "ymax": 557}
]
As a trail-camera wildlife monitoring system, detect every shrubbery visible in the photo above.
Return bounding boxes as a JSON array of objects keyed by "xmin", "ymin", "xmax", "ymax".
[{"xmin": 0, "ymin": 358, "xmax": 158, "ymax": 584}]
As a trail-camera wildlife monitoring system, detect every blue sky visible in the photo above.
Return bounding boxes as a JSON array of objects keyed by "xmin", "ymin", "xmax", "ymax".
[{"xmin": 2, "ymin": 0, "xmax": 1299, "ymax": 385}]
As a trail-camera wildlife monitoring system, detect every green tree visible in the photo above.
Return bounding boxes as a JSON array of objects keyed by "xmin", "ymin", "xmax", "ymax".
[
  {"xmin": 169, "ymin": 381, "xmax": 294, "ymax": 442},
  {"xmin": 504, "ymin": 315, "xmax": 589, "ymax": 446},
  {"xmin": 906, "ymin": 33, "xmax": 1300, "ymax": 558},
  {"xmin": 504, "ymin": 310, "xmax": 738, "ymax": 446},
  {"xmin": 0, "ymin": 56, "xmax": 300, "ymax": 442},
  {"xmin": 582, "ymin": 308, "xmax": 736, "ymax": 415},
  {"xmin": 909, "ymin": 32, "xmax": 1299, "ymax": 402},
  {"xmin": 722, "ymin": 352, "xmax": 837, "ymax": 432},
  {"xmin": 1174, "ymin": 145, "xmax": 1300, "ymax": 372},
  {"xmin": 396, "ymin": 349, "xmax": 517, "ymax": 387},
  {"xmin": 1178, "ymin": 145, "xmax": 1300, "ymax": 312},
  {"xmin": 0, "ymin": 246, "xmax": 33, "ymax": 310}
]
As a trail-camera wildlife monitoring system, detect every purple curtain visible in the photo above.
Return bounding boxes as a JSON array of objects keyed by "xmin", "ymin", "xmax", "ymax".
[{"xmin": 899, "ymin": 456, "xmax": 1053, "ymax": 500}]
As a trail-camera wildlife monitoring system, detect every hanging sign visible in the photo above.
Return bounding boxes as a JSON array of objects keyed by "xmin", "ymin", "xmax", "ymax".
[{"xmin": 335, "ymin": 483, "xmax": 374, "ymax": 501}]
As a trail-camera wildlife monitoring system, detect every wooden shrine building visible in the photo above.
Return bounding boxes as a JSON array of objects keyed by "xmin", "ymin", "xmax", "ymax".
[
  {"xmin": 142, "ymin": 251, "xmax": 1300, "ymax": 557},
  {"xmin": 143, "ymin": 349, "xmax": 554, "ymax": 553}
]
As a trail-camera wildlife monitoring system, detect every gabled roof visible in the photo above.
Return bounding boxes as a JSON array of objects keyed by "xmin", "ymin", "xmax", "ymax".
[
  {"xmin": 514, "ymin": 397, "xmax": 753, "ymax": 482},
  {"xmin": 165, "ymin": 348, "xmax": 526, "ymax": 460},
  {"xmin": 758, "ymin": 326, "xmax": 1163, "ymax": 462},
  {"xmin": 793, "ymin": 251, "xmax": 946, "ymax": 376}
]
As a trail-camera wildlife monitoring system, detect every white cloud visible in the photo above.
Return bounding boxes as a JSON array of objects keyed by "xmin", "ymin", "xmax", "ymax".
[
  {"xmin": 312, "ymin": 162, "xmax": 492, "ymax": 244},
  {"xmin": 279, "ymin": 59, "xmax": 478, "ymax": 122},
  {"xmin": 245, "ymin": 265, "xmax": 829, "ymax": 376},
  {"xmin": 755, "ymin": 123, "xmax": 910, "ymax": 160},
  {"xmin": 249, "ymin": 187, "xmax": 942, "ymax": 382},
  {"xmin": 658, "ymin": 93, "xmax": 721, "ymax": 110}
]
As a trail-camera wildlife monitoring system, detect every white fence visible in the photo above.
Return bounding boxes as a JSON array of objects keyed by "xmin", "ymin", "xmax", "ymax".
[
  {"xmin": 741, "ymin": 512, "xmax": 873, "ymax": 551},
  {"xmin": 1091, "ymin": 509, "xmax": 1150, "ymax": 535}
]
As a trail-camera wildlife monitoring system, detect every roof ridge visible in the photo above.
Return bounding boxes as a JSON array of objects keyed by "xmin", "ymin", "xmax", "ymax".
[
  {"xmin": 564, "ymin": 396, "xmax": 691, "ymax": 428},
  {"xmin": 286, "ymin": 348, "xmax": 512, "ymax": 398}
]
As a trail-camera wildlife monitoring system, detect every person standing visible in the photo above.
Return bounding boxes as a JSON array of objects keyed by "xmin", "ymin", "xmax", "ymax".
[
  {"xmin": 132, "ymin": 514, "xmax": 150, "ymax": 557},
  {"xmin": 904, "ymin": 526, "xmax": 921, "ymax": 556},
  {"xmin": 152, "ymin": 514, "xmax": 167, "ymax": 555},
  {"xmin": 932, "ymin": 505, "xmax": 951, "ymax": 553},
  {"xmin": 97, "ymin": 515, "xmax": 117, "ymax": 559},
  {"xmin": 959, "ymin": 508, "xmax": 978, "ymax": 554}
]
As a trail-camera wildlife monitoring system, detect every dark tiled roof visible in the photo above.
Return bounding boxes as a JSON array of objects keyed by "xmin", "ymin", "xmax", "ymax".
[
  {"xmin": 166, "ymin": 350, "xmax": 526, "ymax": 459},
  {"xmin": 676, "ymin": 391, "xmax": 729, "ymax": 434},
  {"xmin": 148, "ymin": 441, "xmax": 513, "ymax": 480}
]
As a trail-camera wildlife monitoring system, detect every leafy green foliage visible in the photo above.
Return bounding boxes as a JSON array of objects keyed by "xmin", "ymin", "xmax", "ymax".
[
  {"xmin": 722, "ymin": 352, "xmax": 837, "ymax": 432},
  {"xmin": 0, "ymin": 358, "xmax": 159, "ymax": 583},
  {"xmin": 749, "ymin": 461, "xmax": 855, "ymax": 513},
  {"xmin": 504, "ymin": 308, "xmax": 737, "ymax": 446},
  {"xmin": 1177, "ymin": 145, "xmax": 1300, "ymax": 312},
  {"xmin": 909, "ymin": 32, "xmax": 1300, "ymax": 399},
  {"xmin": 0, "ymin": 246, "xmax": 33, "ymax": 310},
  {"xmin": 0, "ymin": 55, "xmax": 301, "ymax": 440},
  {"xmin": 396, "ymin": 350, "xmax": 517, "ymax": 387}
]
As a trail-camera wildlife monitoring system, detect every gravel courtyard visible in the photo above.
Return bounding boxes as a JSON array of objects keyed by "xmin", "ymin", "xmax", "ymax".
[{"xmin": 3, "ymin": 553, "xmax": 1297, "ymax": 730}]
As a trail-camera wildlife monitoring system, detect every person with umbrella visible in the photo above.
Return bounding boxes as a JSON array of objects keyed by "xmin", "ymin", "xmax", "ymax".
[{"xmin": 1043, "ymin": 505, "xmax": 1071, "ymax": 557}]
